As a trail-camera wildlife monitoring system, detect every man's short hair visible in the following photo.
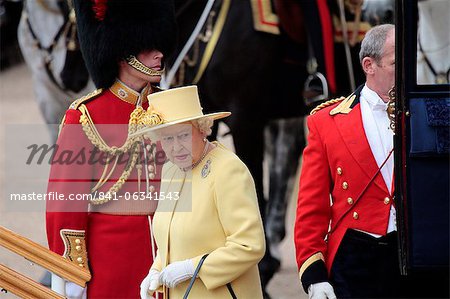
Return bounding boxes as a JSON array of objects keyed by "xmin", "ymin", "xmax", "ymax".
[{"xmin": 359, "ymin": 24, "xmax": 395, "ymax": 65}]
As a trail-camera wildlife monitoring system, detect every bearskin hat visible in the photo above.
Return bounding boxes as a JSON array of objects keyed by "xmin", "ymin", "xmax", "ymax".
[{"xmin": 73, "ymin": 0, "xmax": 177, "ymax": 89}]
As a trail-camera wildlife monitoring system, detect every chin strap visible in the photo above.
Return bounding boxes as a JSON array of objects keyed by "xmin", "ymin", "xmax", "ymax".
[{"xmin": 126, "ymin": 55, "xmax": 165, "ymax": 76}]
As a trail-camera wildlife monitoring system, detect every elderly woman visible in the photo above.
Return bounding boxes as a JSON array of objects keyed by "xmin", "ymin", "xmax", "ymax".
[{"xmin": 135, "ymin": 86, "xmax": 266, "ymax": 298}]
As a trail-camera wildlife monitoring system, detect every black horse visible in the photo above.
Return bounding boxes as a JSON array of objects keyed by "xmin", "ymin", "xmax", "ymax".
[{"xmin": 168, "ymin": 0, "xmax": 334, "ymax": 295}]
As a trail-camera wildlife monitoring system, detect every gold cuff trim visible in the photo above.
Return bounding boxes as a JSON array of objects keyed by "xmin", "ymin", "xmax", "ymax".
[
  {"xmin": 299, "ymin": 252, "xmax": 325, "ymax": 279},
  {"xmin": 60, "ymin": 229, "xmax": 88, "ymax": 269}
]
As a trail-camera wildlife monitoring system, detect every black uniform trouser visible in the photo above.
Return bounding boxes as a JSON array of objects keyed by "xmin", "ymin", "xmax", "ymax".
[
  {"xmin": 330, "ymin": 229, "xmax": 450, "ymax": 299},
  {"xmin": 330, "ymin": 229, "xmax": 401, "ymax": 298}
]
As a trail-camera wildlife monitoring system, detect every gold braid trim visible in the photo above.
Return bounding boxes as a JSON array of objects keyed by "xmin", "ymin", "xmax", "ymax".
[
  {"xmin": 79, "ymin": 105, "xmax": 143, "ymax": 155},
  {"xmin": 299, "ymin": 252, "xmax": 325, "ymax": 280},
  {"xmin": 310, "ymin": 96, "xmax": 345, "ymax": 115},
  {"xmin": 78, "ymin": 104, "xmax": 164, "ymax": 204},
  {"xmin": 70, "ymin": 89, "xmax": 103, "ymax": 110},
  {"xmin": 89, "ymin": 143, "xmax": 141, "ymax": 205}
]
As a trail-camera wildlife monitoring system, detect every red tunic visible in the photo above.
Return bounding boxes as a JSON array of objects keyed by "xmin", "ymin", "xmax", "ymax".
[
  {"xmin": 47, "ymin": 82, "xmax": 161, "ymax": 298},
  {"xmin": 294, "ymin": 90, "xmax": 394, "ymax": 279}
]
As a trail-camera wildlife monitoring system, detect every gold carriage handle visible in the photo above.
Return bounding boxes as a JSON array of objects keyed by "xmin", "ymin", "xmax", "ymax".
[
  {"xmin": 387, "ymin": 86, "xmax": 396, "ymax": 133},
  {"xmin": 0, "ymin": 226, "xmax": 91, "ymax": 288},
  {"xmin": 0, "ymin": 264, "xmax": 64, "ymax": 299}
]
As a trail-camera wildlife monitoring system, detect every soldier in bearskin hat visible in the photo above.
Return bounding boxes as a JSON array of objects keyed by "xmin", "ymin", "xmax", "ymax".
[{"xmin": 46, "ymin": 0, "xmax": 176, "ymax": 297}]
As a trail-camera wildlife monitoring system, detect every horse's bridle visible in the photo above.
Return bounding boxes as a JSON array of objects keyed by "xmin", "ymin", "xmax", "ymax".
[{"xmin": 418, "ymin": 33, "xmax": 450, "ymax": 84}]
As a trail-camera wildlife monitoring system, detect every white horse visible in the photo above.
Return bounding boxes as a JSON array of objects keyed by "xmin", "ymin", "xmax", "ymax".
[
  {"xmin": 417, "ymin": 0, "xmax": 450, "ymax": 84},
  {"xmin": 17, "ymin": 0, "xmax": 94, "ymax": 141}
]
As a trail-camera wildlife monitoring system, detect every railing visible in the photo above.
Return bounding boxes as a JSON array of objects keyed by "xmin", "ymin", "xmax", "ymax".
[{"xmin": 0, "ymin": 226, "xmax": 91, "ymax": 298}]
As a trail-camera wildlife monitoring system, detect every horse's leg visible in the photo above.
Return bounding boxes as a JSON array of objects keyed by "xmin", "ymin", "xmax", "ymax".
[{"xmin": 264, "ymin": 117, "xmax": 305, "ymax": 252}]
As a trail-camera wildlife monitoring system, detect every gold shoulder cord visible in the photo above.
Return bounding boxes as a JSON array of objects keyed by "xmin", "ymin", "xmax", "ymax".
[
  {"xmin": 310, "ymin": 96, "xmax": 345, "ymax": 115},
  {"xmin": 78, "ymin": 104, "xmax": 164, "ymax": 205}
]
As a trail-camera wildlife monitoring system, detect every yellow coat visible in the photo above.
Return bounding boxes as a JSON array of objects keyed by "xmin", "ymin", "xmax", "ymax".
[{"xmin": 151, "ymin": 143, "xmax": 265, "ymax": 299}]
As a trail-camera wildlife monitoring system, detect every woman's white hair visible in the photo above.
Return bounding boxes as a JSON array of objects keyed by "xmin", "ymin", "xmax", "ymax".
[{"xmin": 191, "ymin": 117, "xmax": 214, "ymax": 136}]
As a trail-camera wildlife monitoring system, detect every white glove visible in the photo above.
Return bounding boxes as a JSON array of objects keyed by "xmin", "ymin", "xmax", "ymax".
[
  {"xmin": 51, "ymin": 274, "xmax": 65, "ymax": 296},
  {"xmin": 308, "ymin": 282, "xmax": 337, "ymax": 299},
  {"xmin": 50, "ymin": 273, "xmax": 86, "ymax": 299},
  {"xmin": 140, "ymin": 269, "xmax": 161, "ymax": 299},
  {"xmin": 65, "ymin": 282, "xmax": 86, "ymax": 299},
  {"xmin": 159, "ymin": 259, "xmax": 195, "ymax": 288}
]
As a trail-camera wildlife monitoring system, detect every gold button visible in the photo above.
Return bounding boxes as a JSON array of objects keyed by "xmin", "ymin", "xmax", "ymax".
[
  {"xmin": 149, "ymin": 173, "xmax": 155, "ymax": 180},
  {"xmin": 75, "ymin": 239, "xmax": 81, "ymax": 245},
  {"xmin": 347, "ymin": 197, "xmax": 354, "ymax": 205},
  {"xmin": 384, "ymin": 197, "xmax": 390, "ymax": 205},
  {"xmin": 78, "ymin": 264, "xmax": 84, "ymax": 267},
  {"xmin": 148, "ymin": 185, "xmax": 155, "ymax": 192},
  {"xmin": 353, "ymin": 212, "xmax": 359, "ymax": 220},
  {"xmin": 337, "ymin": 167, "xmax": 343, "ymax": 175},
  {"xmin": 75, "ymin": 245, "xmax": 82, "ymax": 252},
  {"xmin": 77, "ymin": 257, "xmax": 83, "ymax": 263},
  {"xmin": 342, "ymin": 182, "xmax": 349, "ymax": 190},
  {"xmin": 147, "ymin": 165, "xmax": 155, "ymax": 172}
]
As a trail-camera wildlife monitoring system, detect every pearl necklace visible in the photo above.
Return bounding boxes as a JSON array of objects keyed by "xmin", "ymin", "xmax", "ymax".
[{"xmin": 182, "ymin": 141, "xmax": 209, "ymax": 172}]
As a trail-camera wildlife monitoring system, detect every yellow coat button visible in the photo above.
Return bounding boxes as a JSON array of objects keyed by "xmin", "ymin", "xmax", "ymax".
[
  {"xmin": 149, "ymin": 173, "xmax": 156, "ymax": 180},
  {"xmin": 75, "ymin": 239, "xmax": 81, "ymax": 245},
  {"xmin": 342, "ymin": 182, "xmax": 349, "ymax": 189},
  {"xmin": 76, "ymin": 245, "xmax": 82, "ymax": 252},
  {"xmin": 384, "ymin": 197, "xmax": 390, "ymax": 204},
  {"xmin": 148, "ymin": 185, "xmax": 155, "ymax": 192},
  {"xmin": 77, "ymin": 257, "xmax": 83, "ymax": 263},
  {"xmin": 347, "ymin": 197, "xmax": 354, "ymax": 205},
  {"xmin": 353, "ymin": 212, "xmax": 359, "ymax": 219},
  {"xmin": 337, "ymin": 167, "xmax": 343, "ymax": 175},
  {"xmin": 78, "ymin": 264, "xmax": 84, "ymax": 267}
]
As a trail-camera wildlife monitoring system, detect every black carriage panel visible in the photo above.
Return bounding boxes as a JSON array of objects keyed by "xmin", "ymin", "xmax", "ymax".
[
  {"xmin": 406, "ymin": 96, "xmax": 449, "ymax": 270},
  {"xmin": 395, "ymin": 0, "xmax": 450, "ymax": 274}
]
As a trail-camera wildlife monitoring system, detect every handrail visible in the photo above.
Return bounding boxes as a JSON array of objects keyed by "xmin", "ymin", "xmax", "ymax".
[
  {"xmin": 0, "ymin": 264, "xmax": 64, "ymax": 299},
  {"xmin": 0, "ymin": 226, "xmax": 91, "ymax": 287}
]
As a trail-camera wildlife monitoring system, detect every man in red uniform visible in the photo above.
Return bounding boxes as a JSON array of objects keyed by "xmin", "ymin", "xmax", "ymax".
[
  {"xmin": 46, "ymin": 0, "xmax": 176, "ymax": 297},
  {"xmin": 294, "ymin": 24, "xmax": 397, "ymax": 298}
]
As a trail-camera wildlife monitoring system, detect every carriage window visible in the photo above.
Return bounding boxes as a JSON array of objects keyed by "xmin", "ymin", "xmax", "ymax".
[{"xmin": 416, "ymin": 0, "xmax": 450, "ymax": 85}]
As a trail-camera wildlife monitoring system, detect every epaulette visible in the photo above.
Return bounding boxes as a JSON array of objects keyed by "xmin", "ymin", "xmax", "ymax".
[
  {"xmin": 310, "ymin": 96, "xmax": 345, "ymax": 115},
  {"xmin": 329, "ymin": 94, "xmax": 356, "ymax": 115},
  {"xmin": 69, "ymin": 89, "xmax": 103, "ymax": 110}
]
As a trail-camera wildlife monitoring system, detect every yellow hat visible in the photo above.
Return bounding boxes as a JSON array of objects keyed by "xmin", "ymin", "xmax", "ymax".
[{"xmin": 131, "ymin": 85, "xmax": 230, "ymax": 136}]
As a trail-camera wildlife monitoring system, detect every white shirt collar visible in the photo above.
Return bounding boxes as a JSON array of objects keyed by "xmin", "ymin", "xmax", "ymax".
[{"xmin": 361, "ymin": 85, "xmax": 388, "ymax": 111}]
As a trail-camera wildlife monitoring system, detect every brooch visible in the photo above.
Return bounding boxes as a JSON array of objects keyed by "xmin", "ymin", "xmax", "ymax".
[{"xmin": 201, "ymin": 159, "xmax": 212, "ymax": 178}]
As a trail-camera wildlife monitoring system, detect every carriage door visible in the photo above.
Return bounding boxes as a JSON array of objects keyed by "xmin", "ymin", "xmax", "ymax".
[{"xmin": 395, "ymin": 0, "xmax": 449, "ymax": 275}]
